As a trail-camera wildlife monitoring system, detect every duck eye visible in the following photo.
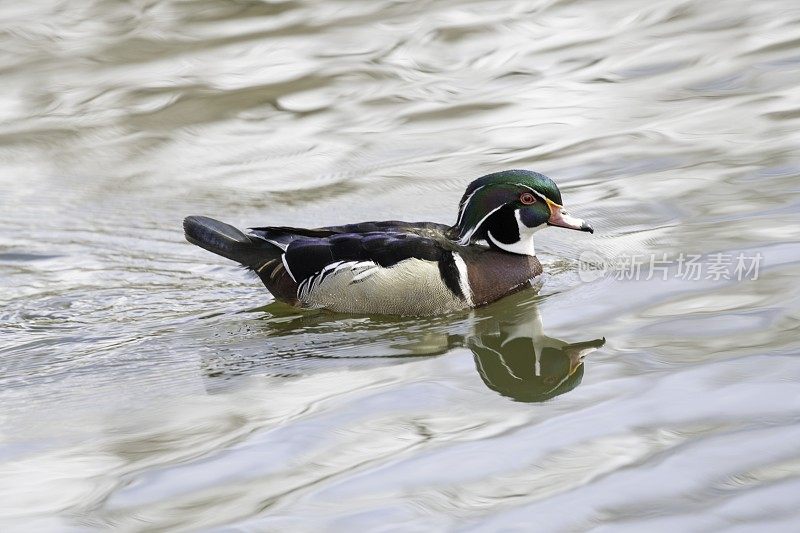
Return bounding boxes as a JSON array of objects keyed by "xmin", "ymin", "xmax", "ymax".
[{"xmin": 519, "ymin": 192, "xmax": 536, "ymax": 205}]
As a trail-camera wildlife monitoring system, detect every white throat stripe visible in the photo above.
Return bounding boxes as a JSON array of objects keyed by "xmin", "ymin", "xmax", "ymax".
[{"xmin": 486, "ymin": 209, "xmax": 536, "ymax": 256}]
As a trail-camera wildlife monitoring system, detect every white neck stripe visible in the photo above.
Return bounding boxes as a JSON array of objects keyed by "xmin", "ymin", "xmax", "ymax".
[
  {"xmin": 458, "ymin": 204, "xmax": 503, "ymax": 245},
  {"xmin": 455, "ymin": 185, "xmax": 486, "ymax": 228}
]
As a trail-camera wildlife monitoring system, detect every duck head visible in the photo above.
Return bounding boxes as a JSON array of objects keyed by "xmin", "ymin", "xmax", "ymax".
[{"xmin": 453, "ymin": 170, "xmax": 593, "ymax": 255}]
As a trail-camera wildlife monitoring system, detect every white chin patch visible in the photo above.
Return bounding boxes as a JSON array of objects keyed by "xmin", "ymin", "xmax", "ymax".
[
  {"xmin": 487, "ymin": 210, "xmax": 538, "ymax": 256},
  {"xmin": 488, "ymin": 231, "xmax": 536, "ymax": 256}
]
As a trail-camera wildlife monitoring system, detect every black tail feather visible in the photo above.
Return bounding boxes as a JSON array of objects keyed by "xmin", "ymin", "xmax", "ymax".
[{"xmin": 184, "ymin": 216, "xmax": 277, "ymax": 269}]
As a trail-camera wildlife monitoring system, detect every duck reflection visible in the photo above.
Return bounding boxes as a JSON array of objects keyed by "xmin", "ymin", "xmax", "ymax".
[
  {"xmin": 201, "ymin": 290, "xmax": 604, "ymax": 403},
  {"xmin": 468, "ymin": 291, "xmax": 605, "ymax": 402}
]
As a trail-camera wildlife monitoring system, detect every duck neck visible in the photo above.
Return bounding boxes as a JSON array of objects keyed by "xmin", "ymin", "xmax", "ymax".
[
  {"xmin": 484, "ymin": 208, "xmax": 538, "ymax": 257},
  {"xmin": 488, "ymin": 229, "xmax": 535, "ymax": 256}
]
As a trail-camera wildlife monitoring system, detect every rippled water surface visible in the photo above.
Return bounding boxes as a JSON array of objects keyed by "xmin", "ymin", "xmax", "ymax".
[{"xmin": 2, "ymin": 0, "xmax": 800, "ymax": 530}]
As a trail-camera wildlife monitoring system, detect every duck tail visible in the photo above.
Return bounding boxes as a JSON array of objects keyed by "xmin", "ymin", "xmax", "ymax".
[{"xmin": 183, "ymin": 215, "xmax": 278, "ymax": 269}]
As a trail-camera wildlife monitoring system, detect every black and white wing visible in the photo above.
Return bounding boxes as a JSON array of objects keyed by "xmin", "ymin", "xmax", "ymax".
[{"xmin": 252, "ymin": 230, "xmax": 471, "ymax": 315}]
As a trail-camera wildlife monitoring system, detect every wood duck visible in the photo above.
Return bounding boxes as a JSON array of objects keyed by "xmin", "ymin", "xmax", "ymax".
[{"xmin": 184, "ymin": 169, "xmax": 593, "ymax": 315}]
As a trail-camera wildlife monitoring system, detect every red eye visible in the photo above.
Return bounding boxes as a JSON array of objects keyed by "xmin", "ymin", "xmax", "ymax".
[{"xmin": 520, "ymin": 192, "xmax": 536, "ymax": 205}]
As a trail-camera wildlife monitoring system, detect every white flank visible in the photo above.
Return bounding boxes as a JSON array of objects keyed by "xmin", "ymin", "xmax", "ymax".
[
  {"xmin": 298, "ymin": 260, "xmax": 377, "ymax": 300},
  {"xmin": 452, "ymin": 252, "xmax": 474, "ymax": 307},
  {"xmin": 352, "ymin": 266, "xmax": 381, "ymax": 282},
  {"xmin": 319, "ymin": 261, "xmax": 345, "ymax": 279},
  {"xmin": 295, "ymin": 258, "xmax": 467, "ymax": 314},
  {"xmin": 304, "ymin": 261, "xmax": 344, "ymax": 297},
  {"xmin": 349, "ymin": 261, "xmax": 374, "ymax": 271}
]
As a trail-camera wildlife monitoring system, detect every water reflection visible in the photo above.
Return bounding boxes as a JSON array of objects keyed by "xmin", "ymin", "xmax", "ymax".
[
  {"xmin": 469, "ymin": 291, "xmax": 605, "ymax": 402},
  {"xmin": 202, "ymin": 290, "xmax": 605, "ymax": 403}
]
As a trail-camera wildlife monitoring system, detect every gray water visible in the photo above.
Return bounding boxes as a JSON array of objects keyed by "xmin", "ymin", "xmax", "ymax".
[{"xmin": 2, "ymin": 0, "xmax": 800, "ymax": 530}]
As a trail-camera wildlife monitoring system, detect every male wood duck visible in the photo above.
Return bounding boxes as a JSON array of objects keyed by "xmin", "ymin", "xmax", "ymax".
[{"xmin": 184, "ymin": 169, "xmax": 593, "ymax": 315}]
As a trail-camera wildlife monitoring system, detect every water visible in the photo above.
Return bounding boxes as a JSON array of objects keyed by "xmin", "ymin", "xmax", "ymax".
[{"xmin": 2, "ymin": 0, "xmax": 800, "ymax": 530}]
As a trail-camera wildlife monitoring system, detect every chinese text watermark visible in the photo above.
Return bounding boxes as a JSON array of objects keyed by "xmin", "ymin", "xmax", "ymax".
[{"xmin": 578, "ymin": 251, "xmax": 763, "ymax": 283}]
